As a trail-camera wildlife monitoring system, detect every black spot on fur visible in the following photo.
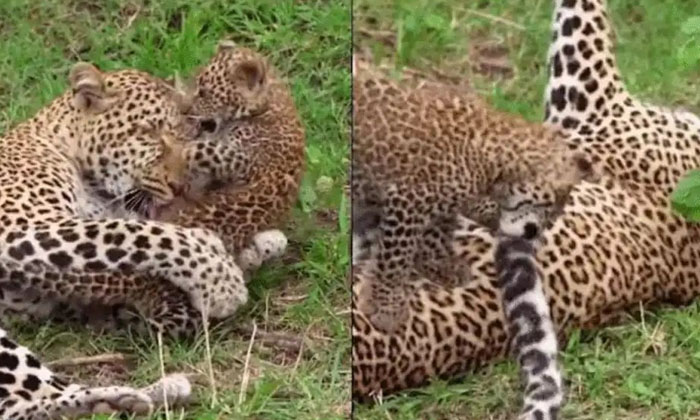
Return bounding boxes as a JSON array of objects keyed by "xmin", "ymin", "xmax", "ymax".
[
  {"xmin": 7, "ymin": 246, "xmax": 25, "ymax": 261},
  {"xmin": 74, "ymin": 242, "xmax": 97, "ymax": 259},
  {"xmin": 22, "ymin": 374, "xmax": 40, "ymax": 391},
  {"xmin": 565, "ymin": 60, "xmax": 579, "ymax": 76},
  {"xmin": 134, "ymin": 235, "xmax": 151, "ymax": 249},
  {"xmin": 25, "ymin": 354, "xmax": 41, "ymax": 369},
  {"xmin": 130, "ymin": 250, "xmax": 148, "ymax": 264},
  {"xmin": 106, "ymin": 248, "xmax": 127, "ymax": 262},
  {"xmin": 576, "ymin": 92, "xmax": 588, "ymax": 111},
  {"xmin": 48, "ymin": 251, "xmax": 73, "ymax": 269},
  {"xmin": 39, "ymin": 238, "xmax": 61, "ymax": 251},
  {"xmin": 0, "ymin": 352, "xmax": 19, "ymax": 370},
  {"xmin": 18, "ymin": 241, "xmax": 34, "ymax": 257},
  {"xmin": 15, "ymin": 389, "xmax": 31, "ymax": 400},
  {"xmin": 0, "ymin": 338, "xmax": 17, "ymax": 350},
  {"xmin": 561, "ymin": 16, "xmax": 581, "ymax": 36},
  {"xmin": 552, "ymin": 52, "xmax": 563, "ymax": 78},
  {"xmin": 551, "ymin": 86, "xmax": 567, "ymax": 112},
  {"xmin": 562, "ymin": 117, "xmax": 580, "ymax": 129},
  {"xmin": 85, "ymin": 260, "xmax": 108, "ymax": 271},
  {"xmin": 520, "ymin": 349, "xmax": 550, "ymax": 376},
  {"xmin": 0, "ymin": 372, "xmax": 16, "ymax": 385}
]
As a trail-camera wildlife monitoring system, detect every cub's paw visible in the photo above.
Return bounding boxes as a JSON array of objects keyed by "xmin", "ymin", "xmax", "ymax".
[
  {"xmin": 238, "ymin": 247, "xmax": 263, "ymax": 273},
  {"xmin": 140, "ymin": 373, "xmax": 192, "ymax": 408}
]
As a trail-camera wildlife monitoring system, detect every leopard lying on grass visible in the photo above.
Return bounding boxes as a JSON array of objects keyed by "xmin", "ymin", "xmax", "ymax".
[
  {"xmin": 4, "ymin": 42, "xmax": 305, "ymax": 338},
  {"xmin": 0, "ymin": 62, "xmax": 229, "ymax": 418},
  {"xmin": 0, "ymin": 61, "xmax": 250, "ymax": 326},
  {"xmin": 73, "ymin": 42, "xmax": 307, "ymax": 335},
  {"xmin": 352, "ymin": 0, "xmax": 700, "ymax": 401}
]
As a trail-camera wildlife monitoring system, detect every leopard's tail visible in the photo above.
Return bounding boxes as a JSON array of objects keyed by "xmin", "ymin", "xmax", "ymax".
[{"xmin": 494, "ymin": 236, "xmax": 563, "ymax": 420}]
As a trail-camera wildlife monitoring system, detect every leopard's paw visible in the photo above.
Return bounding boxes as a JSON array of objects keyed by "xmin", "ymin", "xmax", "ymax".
[
  {"xmin": 238, "ymin": 229, "xmax": 288, "ymax": 273},
  {"xmin": 140, "ymin": 373, "xmax": 192, "ymax": 408}
]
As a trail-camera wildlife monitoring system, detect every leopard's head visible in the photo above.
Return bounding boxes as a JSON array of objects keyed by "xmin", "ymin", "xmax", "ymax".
[{"xmin": 68, "ymin": 62, "xmax": 193, "ymax": 217}]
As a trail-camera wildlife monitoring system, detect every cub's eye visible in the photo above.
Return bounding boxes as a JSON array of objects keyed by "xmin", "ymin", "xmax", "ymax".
[{"xmin": 200, "ymin": 119, "xmax": 218, "ymax": 133}]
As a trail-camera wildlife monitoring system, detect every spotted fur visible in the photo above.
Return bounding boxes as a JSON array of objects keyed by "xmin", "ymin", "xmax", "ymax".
[
  {"xmin": 164, "ymin": 41, "xmax": 305, "ymax": 260},
  {"xmin": 0, "ymin": 63, "xmax": 247, "ymax": 327},
  {"xmin": 352, "ymin": 63, "xmax": 597, "ymax": 334},
  {"xmin": 58, "ymin": 43, "xmax": 304, "ymax": 335},
  {"xmin": 495, "ymin": 235, "xmax": 563, "ymax": 420},
  {"xmin": 0, "ymin": 326, "xmax": 190, "ymax": 420},
  {"xmin": 352, "ymin": 0, "xmax": 700, "ymax": 401}
]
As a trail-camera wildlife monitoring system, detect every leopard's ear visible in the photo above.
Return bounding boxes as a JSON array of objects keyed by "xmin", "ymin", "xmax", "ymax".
[
  {"xmin": 216, "ymin": 39, "xmax": 237, "ymax": 52},
  {"xmin": 69, "ymin": 62, "xmax": 117, "ymax": 113},
  {"xmin": 230, "ymin": 58, "xmax": 268, "ymax": 92},
  {"xmin": 170, "ymin": 72, "xmax": 196, "ymax": 113}
]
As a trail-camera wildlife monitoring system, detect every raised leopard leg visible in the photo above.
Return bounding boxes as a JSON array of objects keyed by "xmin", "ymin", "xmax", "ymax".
[
  {"xmin": 544, "ymin": 0, "xmax": 700, "ymax": 193},
  {"xmin": 545, "ymin": 0, "xmax": 629, "ymax": 127}
]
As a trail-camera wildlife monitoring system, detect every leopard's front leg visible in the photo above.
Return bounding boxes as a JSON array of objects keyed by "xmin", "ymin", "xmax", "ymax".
[
  {"xmin": 0, "ymin": 328, "xmax": 191, "ymax": 420},
  {"xmin": 0, "ymin": 218, "xmax": 246, "ymax": 319}
]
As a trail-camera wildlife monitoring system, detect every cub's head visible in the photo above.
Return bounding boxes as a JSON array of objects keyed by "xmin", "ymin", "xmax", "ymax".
[
  {"xmin": 69, "ymin": 62, "xmax": 192, "ymax": 217},
  {"xmin": 492, "ymin": 150, "xmax": 598, "ymax": 239},
  {"xmin": 187, "ymin": 41, "xmax": 270, "ymax": 136}
]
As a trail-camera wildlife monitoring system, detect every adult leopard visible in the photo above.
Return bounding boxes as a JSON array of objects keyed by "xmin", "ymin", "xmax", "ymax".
[
  {"xmin": 13, "ymin": 43, "xmax": 306, "ymax": 337},
  {"xmin": 0, "ymin": 61, "xmax": 249, "ymax": 418},
  {"xmin": 352, "ymin": 62, "xmax": 597, "ymax": 335},
  {"xmin": 352, "ymin": 0, "xmax": 700, "ymax": 402},
  {"xmin": 0, "ymin": 62, "xmax": 248, "ymax": 326}
]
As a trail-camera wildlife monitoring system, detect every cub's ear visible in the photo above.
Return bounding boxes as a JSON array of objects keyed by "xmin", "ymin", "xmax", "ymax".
[
  {"xmin": 231, "ymin": 58, "xmax": 267, "ymax": 91},
  {"xmin": 69, "ymin": 62, "xmax": 115, "ymax": 113}
]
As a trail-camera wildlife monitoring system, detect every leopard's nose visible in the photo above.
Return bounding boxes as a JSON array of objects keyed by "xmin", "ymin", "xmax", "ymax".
[
  {"xmin": 523, "ymin": 222, "xmax": 539, "ymax": 240},
  {"xmin": 168, "ymin": 181, "xmax": 187, "ymax": 196}
]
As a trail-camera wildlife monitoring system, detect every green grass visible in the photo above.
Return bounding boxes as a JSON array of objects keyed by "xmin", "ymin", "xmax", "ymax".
[
  {"xmin": 354, "ymin": 0, "xmax": 700, "ymax": 419},
  {"xmin": 1, "ymin": 0, "xmax": 349, "ymax": 419}
]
